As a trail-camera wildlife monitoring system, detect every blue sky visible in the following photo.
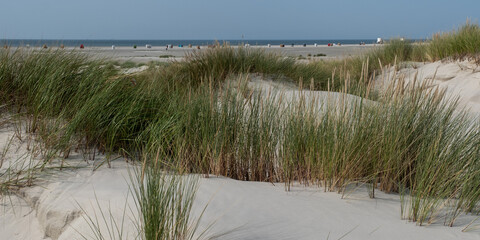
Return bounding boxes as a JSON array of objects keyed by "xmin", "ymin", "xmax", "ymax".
[{"xmin": 1, "ymin": 0, "xmax": 479, "ymax": 40}]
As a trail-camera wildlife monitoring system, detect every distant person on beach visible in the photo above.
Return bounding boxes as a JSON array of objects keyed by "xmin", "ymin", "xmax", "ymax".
[{"xmin": 166, "ymin": 45, "xmax": 168, "ymax": 50}]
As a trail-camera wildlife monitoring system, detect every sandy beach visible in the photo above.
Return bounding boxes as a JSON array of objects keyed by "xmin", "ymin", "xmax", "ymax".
[{"xmin": 26, "ymin": 44, "xmax": 377, "ymax": 63}]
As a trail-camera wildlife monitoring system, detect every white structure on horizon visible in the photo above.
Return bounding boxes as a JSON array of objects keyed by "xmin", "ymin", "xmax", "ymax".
[
  {"xmin": 146, "ymin": 44, "xmax": 152, "ymax": 49},
  {"xmin": 376, "ymin": 38, "xmax": 384, "ymax": 44},
  {"xmin": 112, "ymin": 45, "xmax": 116, "ymax": 50}
]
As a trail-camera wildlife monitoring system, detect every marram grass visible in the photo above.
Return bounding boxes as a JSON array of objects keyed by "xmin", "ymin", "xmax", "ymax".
[{"xmin": 428, "ymin": 21, "xmax": 480, "ymax": 62}]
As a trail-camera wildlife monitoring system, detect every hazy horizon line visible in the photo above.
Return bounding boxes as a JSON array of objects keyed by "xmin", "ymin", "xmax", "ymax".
[{"xmin": 1, "ymin": 37, "xmax": 424, "ymax": 41}]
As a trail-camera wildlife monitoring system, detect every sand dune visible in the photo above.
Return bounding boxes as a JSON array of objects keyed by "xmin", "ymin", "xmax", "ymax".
[
  {"xmin": 377, "ymin": 60, "xmax": 480, "ymax": 117},
  {"xmin": 2, "ymin": 66, "xmax": 480, "ymax": 239}
]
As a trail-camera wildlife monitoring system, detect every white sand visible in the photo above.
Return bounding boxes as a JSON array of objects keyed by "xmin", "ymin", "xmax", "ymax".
[
  {"xmin": 243, "ymin": 74, "xmax": 375, "ymax": 112},
  {"xmin": 121, "ymin": 65, "xmax": 149, "ymax": 75},
  {"xmin": 3, "ymin": 152, "xmax": 480, "ymax": 239},
  {"xmin": 2, "ymin": 61, "xmax": 480, "ymax": 239}
]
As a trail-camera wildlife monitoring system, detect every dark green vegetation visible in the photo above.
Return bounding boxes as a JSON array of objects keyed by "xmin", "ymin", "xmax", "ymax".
[{"xmin": 1, "ymin": 23, "xmax": 480, "ymax": 229}]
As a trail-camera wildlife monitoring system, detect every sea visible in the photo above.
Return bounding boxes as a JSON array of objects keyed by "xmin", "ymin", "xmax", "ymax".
[{"xmin": 1, "ymin": 39, "xmax": 377, "ymax": 47}]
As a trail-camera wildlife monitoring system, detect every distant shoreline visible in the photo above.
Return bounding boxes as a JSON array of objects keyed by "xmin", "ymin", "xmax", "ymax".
[
  {"xmin": 1, "ymin": 44, "xmax": 378, "ymax": 63},
  {"xmin": 1, "ymin": 39, "xmax": 389, "ymax": 47},
  {"xmin": 17, "ymin": 44, "xmax": 375, "ymax": 63}
]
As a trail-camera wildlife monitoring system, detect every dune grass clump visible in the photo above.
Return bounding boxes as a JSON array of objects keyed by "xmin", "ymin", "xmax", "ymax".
[
  {"xmin": 0, "ymin": 49, "xmax": 178, "ymax": 158},
  {"xmin": 173, "ymin": 44, "xmax": 358, "ymax": 91},
  {"xmin": 175, "ymin": 45, "xmax": 294, "ymax": 87},
  {"xmin": 275, "ymin": 77, "xmax": 480, "ymax": 226},
  {"xmin": 343, "ymin": 39, "xmax": 428, "ymax": 81},
  {"xmin": 371, "ymin": 39, "xmax": 414, "ymax": 64},
  {"xmin": 156, "ymin": 71, "xmax": 480, "ymax": 226},
  {"xmin": 80, "ymin": 161, "xmax": 204, "ymax": 240},
  {"xmin": 64, "ymin": 71, "xmax": 172, "ymax": 154},
  {"xmin": 357, "ymin": 21, "xmax": 480, "ymax": 68},
  {"xmin": 0, "ymin": 49, "xmax": 117, "ymax": 118},
  {"xmin": 0, "ymin": 49, "xmax": 123, "ymax": 159},
  {"xmin": 0, "ymin": 49, "xmax": 121, "ymax": 159},
  {"xmin": 177, "ymin": 81, "xmax": 281, "ymax": 181},
  {"xmin": 129, "ymin": 68, "xmax": 480, "ymax": 227},
  {"xmin": 290, "ymin": 39, "xmax": 427, "ymax": 94},
  {"xmin": 132, "ymin": 158, "xmax": 201, "ymax": 240},
  {"xmin": 133, "ymin": 76, "xmax": 281, "ymax": 182},
  {"xmin": 345, "ymin": 22, "xmax": 480, "ymax": 67},
  {"xmin": 428, "ymin": 21, "xmax": 480, "ymax": 62}
]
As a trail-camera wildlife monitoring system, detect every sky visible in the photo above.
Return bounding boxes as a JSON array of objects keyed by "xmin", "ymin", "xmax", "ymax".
[{"xmin": 1, "ymin": 0, "xmax": 479, "ymax": 40}]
